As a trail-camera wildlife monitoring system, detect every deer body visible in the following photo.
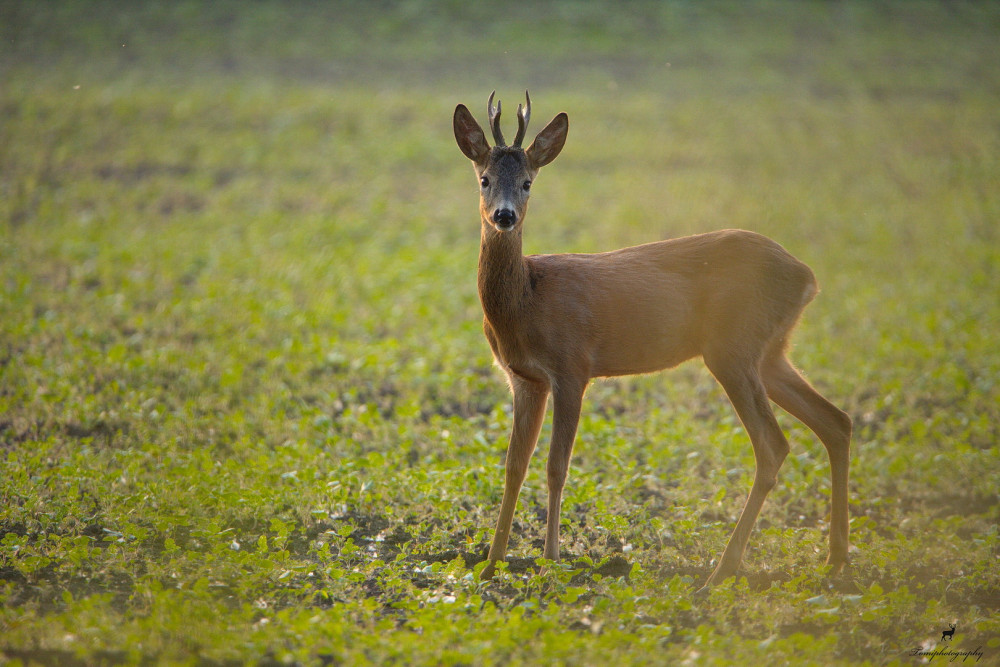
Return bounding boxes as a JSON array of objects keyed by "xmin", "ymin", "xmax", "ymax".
[
  {"xmin": 482, "ymin": 230, "xmax": 816, "ymax": 381},
  {"xmin": 454, "ymin": 92, "xmax": 852, "ymax": 588}
]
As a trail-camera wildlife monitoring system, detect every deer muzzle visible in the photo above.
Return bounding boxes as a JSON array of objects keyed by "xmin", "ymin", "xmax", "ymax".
[{"xmin": 492, "ymin": 208, "xmax": 517, "ymax": 231}]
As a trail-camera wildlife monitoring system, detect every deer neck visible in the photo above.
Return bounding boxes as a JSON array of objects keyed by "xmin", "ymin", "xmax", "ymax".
[{"xmin": 477, "ymin": 220, "xmax": 531, "ymax": 326}]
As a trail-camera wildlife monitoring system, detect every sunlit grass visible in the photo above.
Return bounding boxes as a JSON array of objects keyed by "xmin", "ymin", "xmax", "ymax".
[{"xmin": 2, "ymin": 2, "xmax": 998, "ymax": 664}]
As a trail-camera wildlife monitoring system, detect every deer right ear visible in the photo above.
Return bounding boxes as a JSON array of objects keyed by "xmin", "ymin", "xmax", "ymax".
[{"xmin": 454, "ymin": 104, "xmax": 491, "ymax": 165}]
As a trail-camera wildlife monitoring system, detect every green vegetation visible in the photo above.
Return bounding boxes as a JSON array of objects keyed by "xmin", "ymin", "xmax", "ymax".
[{"xmin": 2, "ymin": 1, "xmax": 998, "ymax": 664}]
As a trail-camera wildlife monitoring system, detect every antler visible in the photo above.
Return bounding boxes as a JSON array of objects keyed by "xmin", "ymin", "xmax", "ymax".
[
  {"xmin": 513, "ymin": 90, "xmax": 531, "ymax": 147},
  {"xmin": 487, "ymin": 91, "xmax": 506, "ymax": 147}
]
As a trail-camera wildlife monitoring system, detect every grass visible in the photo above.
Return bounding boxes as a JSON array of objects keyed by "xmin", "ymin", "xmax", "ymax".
[{"xmin": 2, "ymin": 1, "xmax": 998, "ymax": 664}]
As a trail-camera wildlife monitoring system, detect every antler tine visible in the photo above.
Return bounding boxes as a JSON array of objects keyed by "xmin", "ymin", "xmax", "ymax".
[
  {"xmin": 513, "ymin": 90, "xmax": 531, "ymax": 147},
  {"xmin": 487, "ymin": 90, "xmax": 506, "ymax": 147}
]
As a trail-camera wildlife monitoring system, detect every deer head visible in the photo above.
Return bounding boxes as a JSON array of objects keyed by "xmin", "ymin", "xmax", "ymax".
[{"xmin": 454, "ymin": 91, "xmax": 568, "ymax": 232}]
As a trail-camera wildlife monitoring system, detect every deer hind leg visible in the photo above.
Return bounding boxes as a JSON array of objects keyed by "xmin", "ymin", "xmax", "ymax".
[
  {"xmin": 542, "ymin": 382, "xmax": 585, "ymax": 563},
  {"xmin": 482, "ymin": 376, "xmax": 550, "ymax": 580},
  {"xmin": 703, "ymin": 356, "xmax": 790, "ymax": 587},
  {"xmin": 761, "ymin": 352, "xmax": 852, "ymax": 572}
]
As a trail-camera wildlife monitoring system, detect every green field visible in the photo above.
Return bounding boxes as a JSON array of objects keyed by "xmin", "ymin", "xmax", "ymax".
[{"xmin": 2, "ymin": 2, "xmax": 998, "ymax": 664}]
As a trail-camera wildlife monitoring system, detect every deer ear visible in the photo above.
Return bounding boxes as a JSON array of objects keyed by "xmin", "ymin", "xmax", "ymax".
[
  {"xmin": 454, "ymin": 104, "xmax": 491, "ymax": 165},
  {"xmin": 526, "ymin": 112, "xmax": 568, "ymax": 169}
]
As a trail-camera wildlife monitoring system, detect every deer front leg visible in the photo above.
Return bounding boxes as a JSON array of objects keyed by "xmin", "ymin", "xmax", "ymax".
[
  {"xmin": 542, "ymin": 382, "xmax": 585, "ymax": 563},
  {"xmin": 481, "ymin": 376, "xmax": 549, "ymax": 580}
]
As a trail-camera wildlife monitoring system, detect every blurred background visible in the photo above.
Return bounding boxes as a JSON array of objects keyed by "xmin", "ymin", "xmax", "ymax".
[
  {"xmin": 2, "ymin": 1, "xmax": 998, "ymax": 662},
  {"xmin": 4, "ymin": 0, "xmax": 996, "ymax": 406}
]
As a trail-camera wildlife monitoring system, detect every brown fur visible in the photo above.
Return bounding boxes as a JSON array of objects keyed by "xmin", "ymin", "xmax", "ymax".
[{"xmin": 454, "ymin": 97, "xmax": 851, "ymax": 588}]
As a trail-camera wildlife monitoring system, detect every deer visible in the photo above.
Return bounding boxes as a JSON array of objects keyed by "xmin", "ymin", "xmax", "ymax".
[
  {"xmin": 941, "ymin": 624, "xmax": 956, "ymax": 641},
  {"xmin": 452, "ymin": 91, "xmax": 852, "ymax": 589}
]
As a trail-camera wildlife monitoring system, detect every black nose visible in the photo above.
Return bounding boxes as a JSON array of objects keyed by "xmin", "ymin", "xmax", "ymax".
[{"xmin": 492, "ymin": 208, "xmax": 516, "ymax": 229}]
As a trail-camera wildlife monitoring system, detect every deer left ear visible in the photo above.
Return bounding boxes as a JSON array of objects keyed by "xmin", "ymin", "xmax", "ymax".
[
  {"xmin": 526, "ymin": 112, "xmax": 568, "ymax": 169},
  {"xmin": 454, "ymin": 104, "xmax": 491, "ymax": 165}
]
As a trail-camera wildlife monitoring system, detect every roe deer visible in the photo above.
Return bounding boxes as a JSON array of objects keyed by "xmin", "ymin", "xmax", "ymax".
[{"xmin": 453, "ymin": 91, "xmax": 852, "ymax": 588}]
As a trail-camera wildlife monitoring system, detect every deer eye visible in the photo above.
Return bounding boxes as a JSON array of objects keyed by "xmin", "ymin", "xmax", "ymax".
[
  {"xmin": 523, "ymin": 180, "xmax": 532, "ymax": 192},
  {"xmin": 480, "ymin": 176, "xmax": 490, "ymax": 188}
]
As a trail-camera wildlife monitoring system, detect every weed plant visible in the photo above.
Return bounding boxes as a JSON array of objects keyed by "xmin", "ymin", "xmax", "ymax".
[{"xmin": 2, "ymin": 2, "xmax": 998, "ymax": 664}]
